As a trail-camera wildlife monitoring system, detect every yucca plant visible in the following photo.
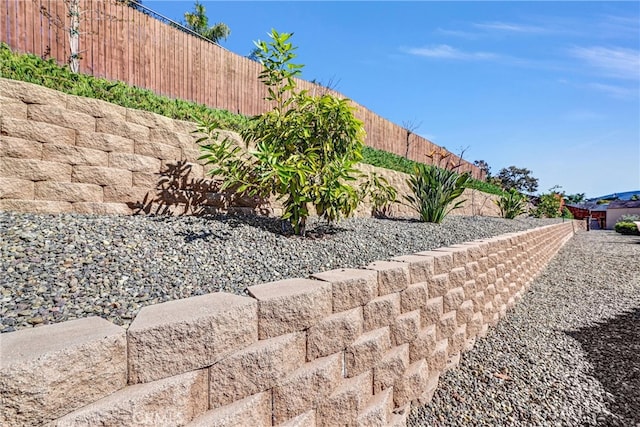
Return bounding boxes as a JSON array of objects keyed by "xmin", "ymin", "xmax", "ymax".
[
  {"xmin": 495, "ymin": 188, "xmax": 528, "ymax": 219},
  {"xmin": 404, "ymin": 163, "xmax": 470, "ymax": 223}
]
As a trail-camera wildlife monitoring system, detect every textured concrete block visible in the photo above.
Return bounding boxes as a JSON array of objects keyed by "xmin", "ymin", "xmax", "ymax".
[
  {"xmin": 422, "ymin": 297, "xmax": 443, "ymax": 328},
  {"xmin": 42, "ymin": 143, "xmax": 108, "ymax": 166},
  {"xmin": 373, "ymin": 344, "xmax": 409, "ymax": 393},
  {"xmin": 433, "ymin": 246, "xmax": 468, "ymax": 267},
  {"xmin": 448, "ymin": 267, "xmax": 467, "ymax": 288},
  {"xmin": 391, "ymin": 254, "xmax": 434, "ymax": 284},
  {"xmin": 417, "ymin": 373, "xmax": 440, "ymax": 405},
  {"xmin": 34, "ymin": 181, "xmax": 103, "ymax": 203},
  {"xmin": 276, "ymin": 410, "xmax": 316, "ymax": 427},
  {"xmin": 414, "ymin": 250, "xmax": 453, "ymax": 274},
  {"xmin": 1, "ymin": 116, "xmax": 75, "ymax": 145},
  {"xmin": 0, "ymin": 135, "xmax": 42, "ymax": 158},
  {"xmin": 0, "ymin": 317, "xmax": 126, "ymax": 426},
  {"xmin": 0, "ymin": 177, "xmax": 34, "ymax": 199},
  {"xmin": 409, "ymin": 325, "xmax": 437, "ymax": 363},
  {"xmin": 400, "ymin": 282, "xmax": 428, "ymax": 314},
  {"xmin": 248, "ymin": 278, "xmax": 332, "ymax": 339},
  {"xmin": 465, "ymin": 261, "xmax": 481, "ymax": 280},
  {"xmin": 0, "ymin": 158, "xmax": 72, "ymax": 182},
  {"xmin": 28, "ymin": 104, "xmax": 96, "ymax": 132},
  {"xmin": 103, "ymin": 185, "xmax": 151, "ymax": 204},
  {"xmin": 0, "ymin": 78, "xmax": 64, "ymax": 105},
  {"xmin": 72, "ymin": 202, "xmax": 132, "ymax": 215},
  {"xmin": 437, "ymin": 311, "xmax": 457, "ymax": 340},
  {"xmin": 128, "ymin": 293, "xmax": 258, "ymax": 384},
  {"xmin": 136, "ymin": 141, "xmax": 182, "ymax": 161},
  {"xmin": 449, "ymin": 325, "xmax": 467, "ymax": 354},
  {"xmin": 366, "ymin": 261, "xmax": 410, "ymax": 295},
  {"xmin": 0, "ymin": 199, "xmax": 72, "ymax": 214},
  {"xmin": 307, "ymin": 307, "xmax": 363, "ymax": 360},
  {"xmin": 317, "ymin": 371, "xmax": 372, "ymax": 426},
  {"xmin": 393, "ymin": 359, "xmax": 429, "ymax": 407},
  {"xmin": 52, "ymin": 370, "xmax": 207, "ymax": 427},
  {"xmin": 72, "ymin": 166, "xmax": 133, "ymax": 187},
  {"xmin": 443, "ymin": 287, "xmax": 465, "ymax": 313},
  {"xmin": 189, "ymin": 393, "xmax": 271, "ymax": 426},
  {"xmin": 0, "ymin": 96, "xmax": 27, "ymax": 119},
  {"xmin": 132, "ymin": 171, "xmax": 161, "ymax": 188},
  {"xmin": 127, "ymin": 108, "xmax": 175, "ymax": 129},
  {"xmin": 311, "ymin": 268, "xmax": 378, "ymax": 312},
  {"xmin": 96, "ymin": 117, "xmax": 149, "ymax": 141},
  {"xmin": 345, "ymin": 327, "xmax": 392, "ymax": 378},
  {"xmin": 473, "ymin": 291, "xmax": 486, "ymax": 312},
  {"xmin": 356, "ymin": 387, "xmax": 393, "ymax": 427},
  {"xmin": 209, "ymin": 332, "xmax": 305, "ymax": 408},
  {"xmin": 76, "ymin": 130, "xmax": 134, "ymax": 153},
  {"xmin": 426, "ymin": 273, "xmax": 449, "ymax": 298},
  {"xmin": 363, "ymin": 292, "xmax": 401, "ymax": 331},
  {"xmin": 392, "ymin": 310, "xmax": 420, "ymax": 345},
  {"xmin": 149, "ymin": 127, "xmax": 195, "ymax": 147},
  {"xmin": 456, "ymin": 300, "xmax": 475, "ymax": 325},
  {"xmin": 273, "ymin": 354, "xmax": 342, "ymax": 424},
  {"xmin": 430, "ymin": 339, "xmax": 449, "ymax": 372},
  {"xmin": 109, "ymin": 152, "xmax": 162, "ymax": 173},
  {"xmin": 66, "ymin": 95, "xmax": 127, "ymax": 119},
  {"xmin": 462, "ymin": 280, "xmax": 477, "ymax": 300}
]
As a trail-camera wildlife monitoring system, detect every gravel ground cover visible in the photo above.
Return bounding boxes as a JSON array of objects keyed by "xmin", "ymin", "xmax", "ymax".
[
  {"xmin": 0, "ymin": 212, "xmax": 562, "ymax": 332},
  {"xmin": 408, "ymin": 230, "xmax": 640, "ymax": 427}
]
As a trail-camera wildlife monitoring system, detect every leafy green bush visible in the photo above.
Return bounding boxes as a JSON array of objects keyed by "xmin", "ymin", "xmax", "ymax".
[
  {"xmin": 358, "ymin": 172, "xmax": 397, "ymax": 218},
  {"xmin": 0, "ymin": 42, "xmax": 247, "ymax": 130},
  {"xmin": 533, "ymin": 192, "xmax": 562, "ymax": 218},
  {"xmin": 198, "ymin": 30, "xmax": 393, "ymax": 235},
  {"xmin": 404, "ymin": 162, "xmax": 471, "ymax": 224},
  {"xmin": 495, "ymin": 189, "xmax": 528, "ymax": 219},
  {"xmin": 614, "ymin": 221, "xmax": 640, "ymax": 235},
  {"xmin": 620, "ymin": 214, "xmax": 640, "ymax": 222},
  {"xmin": 561, "ymin": 207, "xmax": 574, "ymax": 219}
]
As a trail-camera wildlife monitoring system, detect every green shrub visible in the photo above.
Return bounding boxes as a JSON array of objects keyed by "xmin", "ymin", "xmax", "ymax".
[
  {"xmin": 614, "ymin": 221, "xmax": 640, "ymax": 235},
  {"xmin": 561, "ymin": 207, "xmax": 574, "ymax": 219},
  {"xmin": 495, "ymin": 189, "xmax": 528, "ymax": 219},
  {"xmin": 0, "ymin": 42, "xmax": 247, "ymax": 130},
  {"xmin": 198, "ymin": 30, "xmax": 393, "ymax": 235},
  {"xmin": 358, "ymin": 172, "xmax": 397, "ymax": 218},
  {"xmin": 404, "ymin": 162, "xmax": 471, "ymax": 224},
  {"xmin": 533, "ymin": 192, "xmax": 562, "ymax": 218},
  {"xmin": 620, "ymin": 214, "xmax": 640, "ymax": 222}
]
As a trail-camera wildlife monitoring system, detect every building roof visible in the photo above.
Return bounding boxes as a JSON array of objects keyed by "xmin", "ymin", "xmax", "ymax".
[
  {"xmin": 608, "ymin": 200, "xmax": 640, "ymax": 209},
  {"xmin": 566, "ymin": 202, "xmax": 608, "ymax": 212}
]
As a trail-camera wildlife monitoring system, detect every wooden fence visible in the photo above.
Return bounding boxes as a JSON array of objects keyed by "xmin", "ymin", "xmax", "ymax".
[{"xmin": 0, "ymin": 0, "xmax": 481, "ymax": 178}]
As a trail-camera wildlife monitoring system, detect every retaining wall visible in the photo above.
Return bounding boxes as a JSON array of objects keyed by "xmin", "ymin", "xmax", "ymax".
[
  {"xmin": 0, "ymin": 78, "xmax": 500, "ymax": 218},
  {"xmin": 0, "ymin": 221, "xmax": 583, "ymax": 426}
]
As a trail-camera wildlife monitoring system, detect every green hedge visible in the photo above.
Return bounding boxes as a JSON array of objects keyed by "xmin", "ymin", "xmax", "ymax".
[
  {"xmin": 614, "ymin": 221, "xmax": 640, "ymax": 235},
  {"xmin": 1, "ymin": 43, "xmax": 503, "ymax": 196},
  {"xmin": 0, "ymin": 43, "xmax": 247, "ymax": 131}
]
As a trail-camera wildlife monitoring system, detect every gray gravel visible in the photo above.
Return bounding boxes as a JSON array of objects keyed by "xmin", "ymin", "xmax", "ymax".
[
  {"xmin": 0, "ymin": 211, "xmax": 562, "ymax": 332},
  {"xmin": 408, "ymin": 230, "xmax": 640, "ymax": 427}
]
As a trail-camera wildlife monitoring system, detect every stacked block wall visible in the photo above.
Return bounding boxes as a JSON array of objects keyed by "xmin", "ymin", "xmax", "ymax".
[
  {"xmin": 0, "ymin": 78, "xmax": 500, "ymax": 218},
  {"xmin": 0, "ymin": 221, "xmax": 582, "ymax": 426}
]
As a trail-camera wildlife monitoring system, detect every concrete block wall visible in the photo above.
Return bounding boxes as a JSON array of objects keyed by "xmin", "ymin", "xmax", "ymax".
[
  {"xmin": 0, "ymin": 221, "xmax": 581, "ymax": 426},
  {"xmin": 0, "ymin": 78, "xmax": 500, "ymax": 218}
]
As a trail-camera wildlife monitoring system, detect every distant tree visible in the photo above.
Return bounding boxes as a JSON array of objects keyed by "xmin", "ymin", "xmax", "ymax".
[
  {"xmin": 631, "ymin": 194, "xmax": 639, "ymax": 201},
  {"xmin": 247, "ymin": 47, "xmax": 261, "ymax": 62},
  {"xmin": 184, "ymin": 1, "xmax": 230, "ymax": 43},
  {"xmin": 564, "ymin": 193, "xmax": 586, "ymax": 204},
  {"xmin": 496, "ymin": 166, "xmax": 539, "ymax": 194},
  {"xmin": 473, "ymin": 160, "xmax": 492, "ymax": 179}
]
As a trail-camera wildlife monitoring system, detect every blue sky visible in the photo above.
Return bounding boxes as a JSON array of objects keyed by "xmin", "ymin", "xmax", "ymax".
[{"xmin": 144, "ymin": 1, "xmax": 640, "ymax": 198}]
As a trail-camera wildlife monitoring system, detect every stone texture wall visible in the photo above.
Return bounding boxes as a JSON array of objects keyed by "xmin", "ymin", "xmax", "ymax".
[
  {"xmin": 0, "ymin": 221, "xmax": 582, "ymax": 426},
  {"xmin": 0, "ymin": 78, "xmax": 499, "ymax": 218}
]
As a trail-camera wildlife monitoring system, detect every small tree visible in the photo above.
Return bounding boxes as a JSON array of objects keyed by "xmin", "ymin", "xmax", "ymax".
[
  {"xmin": 198, "ymin": 30, "xmax": 393, "ymax": 235},
  {"xmin": 533, "ymin": 190, "xmax": 563, "ymax": 218},
  {"xmin": 473, "ymin": 160, "xmax": 491, "ymax": 180},
  {"xmin": 401, "ymin": 119, "xmax": 422, "ymax": 159},
  {"xmin": 497, "ymin": 166, "xmax": 539, "ymax": 194},
  {"xmin": 184, "ymin": 1, "xmax": 230, "ymax": 43}
]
